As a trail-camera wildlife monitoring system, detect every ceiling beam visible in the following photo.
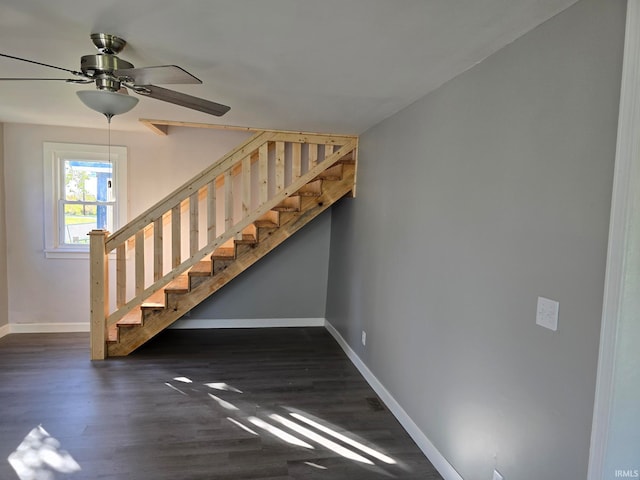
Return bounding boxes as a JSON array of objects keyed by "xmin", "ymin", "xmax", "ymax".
[{"xmin": 139, "ymin": 118, "xmax": 357, "ymax": 139}]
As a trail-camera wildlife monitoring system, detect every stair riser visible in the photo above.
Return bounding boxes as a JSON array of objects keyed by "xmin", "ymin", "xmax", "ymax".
[
  {"xmin": 277, "ymin": 211, "xmax": 299, "ymax": 225},
  {"xmin": 213, "ymin": 258, "xmax": 234, "ymax": 275},
  {"xmin": 235, "ymin": 243, "xmax": 256, "ymax": 256},
  {"xmin": 296, "ymin": 179, "xmax": 323, "ymax": 197},
  {"xmin": 256, "ymin": 226, "xmax": 276, "ymax": 242},
  {"xmin": 317, "ymin": 164, "xmax": 343, "ymax": 181},
  {"xmin": 273, "ymin": 196, "xmax": 301, "ymax": 212},
  {"xmin": 190, "ymin": 275, "xmax": 210, "ymax": 290}
]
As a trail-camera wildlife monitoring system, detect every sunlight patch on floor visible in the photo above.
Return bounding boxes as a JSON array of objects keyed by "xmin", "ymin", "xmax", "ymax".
[
  {"xmin": 172, "ymin": 376, "xmax": 193, "ymax": 384},
  {"xmin": 270, "ymin": 414, "xmax": 373, "ymax": 465},
  {"xmin": 164, "ymin": 382, "xmax": 187, "ymax": 395},
  {"xmin": 248, "ymin": 416, "xmax": 314, "ymax": 449},
  {"xmin": 208, "ymin": 393, "xmax": 239, "ymax": 411},
  {"xmin": 304, "ymin": 461, "xmax": 328, "ymax": 470},
  {"xmin": 8, "ymin": 425, "xmax": 81, "ymax": 480},
  {"xmin": 226, "ymin": 417, "xmax": 259, "ymax": 436},
  {"xmin": 205, "ymin": 382, "xmax": 243, "ymax": 393},
  {"xmin": 290, "ymin": 412, "xmax": 396, "ymax": 464}
]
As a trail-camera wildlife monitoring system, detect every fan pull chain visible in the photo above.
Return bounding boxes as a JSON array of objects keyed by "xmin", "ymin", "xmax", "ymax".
[{"xmin": 107, "ymin": 115, "xmax": 112, "ymax": 189}]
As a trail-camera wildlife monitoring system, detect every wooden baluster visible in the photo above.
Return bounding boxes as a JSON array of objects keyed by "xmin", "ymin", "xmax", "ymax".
[
  {"xmin": 172, "ymin": 205, "xmax": 181, "ymax": 268},
  {"xmin": 259, "ymin": 143, "xmax": 268, "ymax": 204},
  {"xmin": 116, "ymin": 243, "xmax": 126, "ymax": 307},
  {"xmin": 89, "ymin": 230, "xmax": 109, "ymax": 360},
  {"xmin": 292, "ymin": 143, "xmax": 302, "ymax": 180},
  {"xmin": 325, "ymin": 144, "xmax": 334, "ymax": 161},
  {"xmin": 242, "ymin": 155, "xmax": 251, "ymax": 219},
  {"xmin": 275, "ymin": 141, "xmax": 285, "ymax": 193},
  {"xmin": 153, "ymin": 218, "xmax": 163, "ymax": 282},
  {"xmin": 135, "ymin": 230, "xmax": 145, "ymax": 296},
  {"xmin": 309, "ymin": 144, "xmax": 318, "ymax": 169},
  {"xmin": 207, "ymin": 179, "xmax": 217, "ymax": 243},
  {"xmin": 225, "ymin": 170, "xmax": 233, "ymax": 233},
  {"xmin": 190, "ymin": 192, "xmax": 199, "ymax": 256}
]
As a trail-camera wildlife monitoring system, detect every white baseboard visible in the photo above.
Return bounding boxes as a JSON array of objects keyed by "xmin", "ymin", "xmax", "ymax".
[
  {"xmin": 324, "ymin": 321, "xmax": 463, "ymax": 480},
  {"xmin": 2, "ymin": 318, "xmax": 325, "ymax": 335},
  {"xmin": 169, "ymin": 317, "xmax": 326, "ymax": 329},
  {"xmin": 9, "ymin": 322, "xmax": 90, "ymax": 334}
]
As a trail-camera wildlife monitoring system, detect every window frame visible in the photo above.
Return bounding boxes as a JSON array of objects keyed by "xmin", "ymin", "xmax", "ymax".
[{"xmin": 43, "ymin": 142, "xmax": 127, "ymax": 259}]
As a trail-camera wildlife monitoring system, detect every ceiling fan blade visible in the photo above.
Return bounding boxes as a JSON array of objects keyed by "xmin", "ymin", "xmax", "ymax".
[
  {"xmin": 0, "ymin": 53, "xmax": 86, "ymax": 78},
  {"xmin": 114, "ymin": 65, "xmax": 201, "ymax": 85},
  {"xmin": 0, "ymin": 78, "xmax": 92, "ymax": 83},
  {"xmin": 137, "ymin": 85, "xmax": 230, "ymax": 116}
]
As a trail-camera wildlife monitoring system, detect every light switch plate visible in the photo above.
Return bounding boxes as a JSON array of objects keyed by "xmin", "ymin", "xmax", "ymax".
[
  {"xmin": 536, "ymin": 296, "xmax": 559, "ymax": 331},
  {"xmin": 492, "ymin": 470, "xmax": 504, "ymax": 480}
]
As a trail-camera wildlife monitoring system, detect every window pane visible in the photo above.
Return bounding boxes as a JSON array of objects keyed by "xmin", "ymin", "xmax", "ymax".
[
  {"xmin": 63, "ymin": 203, "xmax": 113, "ymax": 245},
  {"xmin": 64, "ymin": 160, "xmax": 112, "ymax": 202}
]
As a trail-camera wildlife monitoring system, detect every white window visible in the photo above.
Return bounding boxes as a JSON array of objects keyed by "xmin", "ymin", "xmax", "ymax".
[{"xmin": 43, "ymin": 142, "xmax": 127, "ymax": 258}]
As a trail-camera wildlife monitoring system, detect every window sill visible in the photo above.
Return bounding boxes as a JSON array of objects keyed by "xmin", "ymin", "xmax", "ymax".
[
  {"xmin": 44, "ymin": 248, "xmax": 118, "ymax": 260},
  {"xmin": 44, "ymin": 248, "xmax": 89, "ymax": 259}
]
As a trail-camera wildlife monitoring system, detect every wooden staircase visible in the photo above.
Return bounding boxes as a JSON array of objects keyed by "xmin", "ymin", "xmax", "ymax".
[{"xmin": 89, "ymin": 128, "xmax": 357, "ymax": 359}]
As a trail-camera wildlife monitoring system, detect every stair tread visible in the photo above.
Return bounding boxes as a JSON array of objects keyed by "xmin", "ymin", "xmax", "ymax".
[
  {"xmin": 107, "ymin": 324, "xmax": 118, "ymax": 343},
  {"xmin": 165, "ymin": 275, "xmax": 189, "ymax": 293},
  {"xmin": 190, "ymin": 260, "xmax": 213, "ymax": 276},
  {"xmin": 212, "ymin": 247, "xmax": 235, "ymax": 259},
  {"xmin": 141, "ymin": 301, "xmax": 165, "ymax": 309},
  {"xmin": 272, "ymin": 206, "xmax": 299, "ymax": 212},
  {"xmin": 117, "ymin": 307, "xmax": 143, "ymax": 326},
  {"xmin": 141, "ymin": 289, "xmax": 165, "ymax": 309},
  {"xmin": 254, "ymin": 220, "xmax": 278, "ymax": 229},
  {"xmin": 234, "ymin": 234, "xmax": 257, "ymax": 245}
]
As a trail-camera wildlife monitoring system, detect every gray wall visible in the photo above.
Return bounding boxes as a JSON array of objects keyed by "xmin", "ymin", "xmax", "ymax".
[
  {"xmin": 189, "ymin": 210, "xmax": 331, "ymax": 320},
  {"xmin": 0, "ymin": 123, "xmax": 7, "ymax": 329},
  {"xmin": 325, "ymin": 1, "xmax": 626, "ymax": 479}
]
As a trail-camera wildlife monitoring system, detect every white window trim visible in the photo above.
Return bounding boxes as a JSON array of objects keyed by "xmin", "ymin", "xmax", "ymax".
[{"xmin": 43, "ymin": 142, "xmax": 127, "ymax": 259}]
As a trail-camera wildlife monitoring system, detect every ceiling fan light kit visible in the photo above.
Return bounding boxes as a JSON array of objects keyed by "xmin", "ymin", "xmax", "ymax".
[
  {"xmin": 76, "ymin": 90, "xmax": 139, "ymax": 120},
  {"xmin": 0, "ymin": 33, "xmax": 230, "ymax": 119}
]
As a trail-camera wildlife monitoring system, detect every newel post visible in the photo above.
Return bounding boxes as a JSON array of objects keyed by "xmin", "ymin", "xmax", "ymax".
[{"xmin": 89, "ymin": 229, "xmax": 109, "ymax": 360}]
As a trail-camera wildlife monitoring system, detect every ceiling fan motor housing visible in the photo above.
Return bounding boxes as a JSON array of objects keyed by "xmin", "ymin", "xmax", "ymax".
[
  {"xmin": 90, "ymin": 33, "xmax": 127, "ymax": 55},
  {"xmin": 80, "ymin": 54, "xmax": 134, "ymax": 91}
]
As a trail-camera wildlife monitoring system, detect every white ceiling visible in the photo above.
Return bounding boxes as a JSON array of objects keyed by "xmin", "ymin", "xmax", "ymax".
[{"xmin": 0, "ymin": 0, "xmax": 578, "ymax": 134}]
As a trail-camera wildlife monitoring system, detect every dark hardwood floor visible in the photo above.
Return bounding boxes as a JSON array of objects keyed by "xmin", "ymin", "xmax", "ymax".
[{"xmin": 0, "ymin": 328, "xmax": 443, "ymax": 479}]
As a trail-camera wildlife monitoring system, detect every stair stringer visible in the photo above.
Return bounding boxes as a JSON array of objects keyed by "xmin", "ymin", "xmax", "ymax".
[{"xmin": 107, "ymin": 164, "xmax": 354, "ymax": 356}]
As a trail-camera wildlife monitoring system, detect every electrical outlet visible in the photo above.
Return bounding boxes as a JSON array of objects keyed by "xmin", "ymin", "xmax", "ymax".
[
  {"xmin": 361, "ymin": 330, "xmax": 367, "ymax": 346},
  {"xmin": 536, "ymin": 296, "xmax": 559, "ymax": 331},
  {"xmin": 492, "ymin": 469, "xmax": 504, "ymax": 480}
]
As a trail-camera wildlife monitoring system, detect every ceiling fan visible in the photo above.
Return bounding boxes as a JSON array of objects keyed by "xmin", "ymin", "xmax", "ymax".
[{"xmin": 0, "ymin": 33, "xmax": 230, "ymax": 120}]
